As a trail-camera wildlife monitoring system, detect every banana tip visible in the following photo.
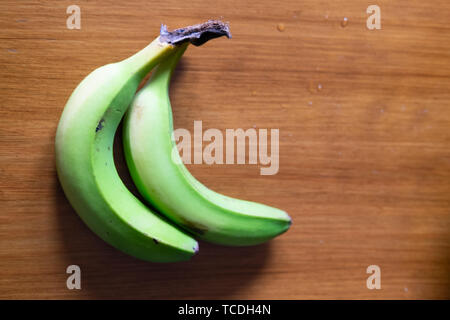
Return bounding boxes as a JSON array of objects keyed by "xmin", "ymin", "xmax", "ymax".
[
  {"xmin": 193, "ymin": 242, "xmax": 200, "ymax": 254},
  {"xmin": 285, "ymin": 212, "xmax": 293, "ymax": 226}
]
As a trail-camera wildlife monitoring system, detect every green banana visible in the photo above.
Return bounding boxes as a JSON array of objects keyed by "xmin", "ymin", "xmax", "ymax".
[
  {"xmin": 55, "ymin": 21, "xmax": 230, "ymax": 261},
  {"xmin": 123, "ymin": 40, "xmax": 292, "ymax": 246}
]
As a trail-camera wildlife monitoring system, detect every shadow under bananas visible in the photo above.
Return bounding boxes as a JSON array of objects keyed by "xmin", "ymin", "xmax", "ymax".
[{"xmin": 54, "ymin": 60, "xmax": 271, "ymax": 299}]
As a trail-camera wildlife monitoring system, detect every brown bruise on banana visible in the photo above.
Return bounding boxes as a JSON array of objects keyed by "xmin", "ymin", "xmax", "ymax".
[{"xmin": 96, "ymin": 118, "xmax": 105, "ymax": 132}]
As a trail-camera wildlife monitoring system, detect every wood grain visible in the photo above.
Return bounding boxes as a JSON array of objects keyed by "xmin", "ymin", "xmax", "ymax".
[{"xmin": 0, "ymin": 0, "xmax": 449, "ymax": 299}]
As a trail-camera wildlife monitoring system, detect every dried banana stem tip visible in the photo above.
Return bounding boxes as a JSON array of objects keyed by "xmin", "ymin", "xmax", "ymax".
[{"xmin": 160, "ymin": 20, "xmax": 231, "ymax": 46}]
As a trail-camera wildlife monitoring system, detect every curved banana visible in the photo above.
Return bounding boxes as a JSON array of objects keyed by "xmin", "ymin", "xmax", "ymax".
[
  {"xmin": 55, "ymin": 21, "xmax": 230, "ymax": 261},
  {"xmin": 123, "ymin": 42, "xmax": 292, "ymax": 246}
]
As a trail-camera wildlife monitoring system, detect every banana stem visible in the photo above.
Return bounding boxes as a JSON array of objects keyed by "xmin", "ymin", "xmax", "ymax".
[
  {"xmin": 149, "ymin": 42, "xmax": 188, "ymax": 88},
  {"xmin": 122, "ymin": 20, "xmax": 230, "ymax": 79},
  {"xmin": 122, "ymin": 37, "xmax": 176, "ymax": 78},
  {"xmin": 160, "ymin": 20, "xmax": 231, "ymax": 46}
]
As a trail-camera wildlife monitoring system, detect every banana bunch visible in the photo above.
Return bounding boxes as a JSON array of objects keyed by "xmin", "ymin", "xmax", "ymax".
[{"xmin": 55, "ymin": 21, "xmax": 291, "ymax": 262}]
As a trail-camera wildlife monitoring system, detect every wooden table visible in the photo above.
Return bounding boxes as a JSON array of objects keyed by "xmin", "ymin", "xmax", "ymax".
[{"xmin": 1, "ymin": 0, "xmax": 449, "ymax": 299}]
